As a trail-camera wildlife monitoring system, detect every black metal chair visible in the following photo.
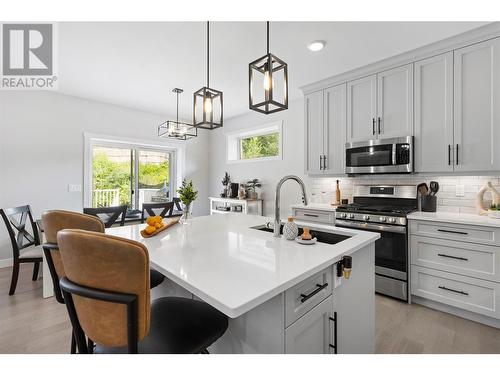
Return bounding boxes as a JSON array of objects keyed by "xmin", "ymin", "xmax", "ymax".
[
  {"xmin": 83, "ymin": 205, "xmax": 127, "ymax": 228},
  {"xmin": 0, "ymin": 205, "xmax": 43, "ymax": 295},
  {"xmin": 140, "ymin": 202, "xmax": 175, "ymax": 223},
  {"xmin": 83, "ymin": 206, "xmax": 165, "ymax": 289},
  {"xmin": 171, "ymin": 198, "xmax": 183, "ymax": 217},
  {"xmin": 58, "ymin": 229, "xmax": 228, "ymax": 354}
]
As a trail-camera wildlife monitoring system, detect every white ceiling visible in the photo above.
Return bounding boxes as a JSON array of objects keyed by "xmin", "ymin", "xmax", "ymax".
[{"xmin": 57, "ymin": 21, "xmax": 489, "ymax": 120}]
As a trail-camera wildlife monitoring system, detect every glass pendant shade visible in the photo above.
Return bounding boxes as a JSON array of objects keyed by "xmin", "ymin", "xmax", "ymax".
[
  {"xmin": 249, "ymin": 22, "xmax": 288, "ymax": 114},
  {"xmin": 193, "ymin": 86, "xmax": 223, "ymax": 129},
  {"xmin": 193, "ymin": 21, "xmax": 223, "ymax": 130},
  {"xmin": 158, "ymin": 88, "xmax": 197, "ymax": 140}
]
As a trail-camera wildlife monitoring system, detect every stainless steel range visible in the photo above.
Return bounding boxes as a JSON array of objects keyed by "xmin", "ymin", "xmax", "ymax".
[{"xmin": 334, "ymin": 185, "xmax": 417, "ymax": 301}]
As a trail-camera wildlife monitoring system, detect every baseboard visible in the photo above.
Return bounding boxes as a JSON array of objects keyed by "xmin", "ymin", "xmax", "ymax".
[
  {"xmin": 412, "ymin": 295, "xmax": 500, "ymax": 329},
  {"xmin": 0, "ymin": 258, "xmax": 13, "ymax": 268}
]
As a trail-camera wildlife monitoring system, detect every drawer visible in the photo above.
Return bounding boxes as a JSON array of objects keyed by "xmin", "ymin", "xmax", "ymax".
[
  {"xmin": 411, "ymin": 265, "xmax": 500, "ymax": 319},
  {"xmin": 411, "ymin": 235, "xmax": 500, "ymax": 282},
  {"xmin": 293, "ymin": 209, "xmax": 334, "ymax": 225},
  {"xmin": 410, "ymin": 220, "xmax": 500, "ymax": 246},
  {"xmin": 285, "ymin": 267, "xmax": 332, "ymax": 327}
]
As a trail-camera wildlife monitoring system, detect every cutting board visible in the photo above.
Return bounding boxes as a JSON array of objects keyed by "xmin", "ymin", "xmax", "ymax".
[{"xmin": 140, "ymin": 218, "xmax": 180, "ymax": 238}]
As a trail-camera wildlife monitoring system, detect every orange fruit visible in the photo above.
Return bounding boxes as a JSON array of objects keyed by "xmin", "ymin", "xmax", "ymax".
[
  {"xmin": 154, "ymin": 222, "xmax": 162, "ymax": 229},
  {"xmin": 146, "ymin": 217, "xmax": 156, "ymax": 226},
  {"xmin": 145, "ymin": 225, "xmax": 156, "ymax": 234}
]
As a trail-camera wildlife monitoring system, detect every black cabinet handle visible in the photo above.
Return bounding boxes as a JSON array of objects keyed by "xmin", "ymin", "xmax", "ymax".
[
  {"xmin": 438, "ymin": 253, "xmax": 468, "ymax": 261},
  {"xmin": 329, "ymin": 312, "xmax": 338, "ymax": 354},
  {"xmin": 304, "ymin": 213, "xmax": 319, "ymax": 218},
  {"xmin": 319, "ymin": 155, "xmax": 323, "ymax": 170},
  {"xmin": 372, "ymin": 118, "xmax": 375, "ymax": 135},
  {"xmin": 323, "ymin": 155, "xmax": 327, "ymax": 170},
  {"xmin": 448, "ymin": 145, "xmax": 451, "ymax": 166},
  {"xmin": 437, "ymin": 229, "xmax": 468, "ymax": 236},
  {"xmin": 438, "ymin": 285, "xmax": 469, "ymax": 296},
  {"xmin": 377, "ymin": 117, "xmax": 381, "ymax": 134},
  {"xmin": 456, "ymin": 144, "xmax": 459, "ymax": 165},
  {"xmin": 300, "ymin": 283, "xmax": 328, "ymax": 303}
]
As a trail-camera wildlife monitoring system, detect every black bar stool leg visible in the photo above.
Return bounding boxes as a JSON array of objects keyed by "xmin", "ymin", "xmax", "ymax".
[
  {"xmin": 9, "ymin": 261, "xmax": 20, "ymax": 295},
  {"xmin": 70, "ymin": 332, "xmax": 76, "ymax": 354}
]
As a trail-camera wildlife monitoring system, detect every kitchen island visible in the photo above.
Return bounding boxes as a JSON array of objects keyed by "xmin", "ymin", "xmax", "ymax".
[{"xmin": 107, "ymin": 213, "xmax": 379, "ymax": 354}]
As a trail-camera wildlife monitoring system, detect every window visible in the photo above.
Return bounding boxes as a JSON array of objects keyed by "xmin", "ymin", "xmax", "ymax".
[
  {"xmin": 226, "ymin": 121, "xmax": 282, "ymax": 163},
  {"xmin": 84, "ymin": 135, "xmax": 178, "ymax": 210}
]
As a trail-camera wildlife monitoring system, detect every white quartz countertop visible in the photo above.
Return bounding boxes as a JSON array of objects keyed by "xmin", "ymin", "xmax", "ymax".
[
  {"xmin": 408, "ymin": 211, "xmax": 500, "ymax": 228},
  {"xmin": 107, "ymin": 214, "xmax": 378, "ymax": 318},
  {"xmin": 290, "ymin": 203, "xmax": 337, "ymax": 212}
]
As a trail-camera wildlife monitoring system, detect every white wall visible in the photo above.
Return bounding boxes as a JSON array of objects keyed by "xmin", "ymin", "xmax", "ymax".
[
  {"xmin": 208, "ymin": 98, "xmax": 312, "ymax": 218},
  {"xmin": 0, "ymin": 91, "xmax": 209, "ymax": 262}
]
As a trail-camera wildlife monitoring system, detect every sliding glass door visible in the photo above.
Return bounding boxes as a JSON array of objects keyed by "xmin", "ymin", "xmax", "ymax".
[{"xmin": 90, "ymin": 144, "xmax": 173, "ymax": 210}]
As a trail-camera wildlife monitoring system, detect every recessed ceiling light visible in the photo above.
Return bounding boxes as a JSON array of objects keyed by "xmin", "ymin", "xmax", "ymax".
[{"xmin": 307, "ymin": 40, "xmax": 326, "ymax": 52}]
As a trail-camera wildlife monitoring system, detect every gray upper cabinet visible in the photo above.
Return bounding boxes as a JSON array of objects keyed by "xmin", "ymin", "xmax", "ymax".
[
  {"xmin": 454, "ymin": 37, "xmax": 500, "ymax": 172},
  {"xmin": 377, "ymin": 64, "xmax": 414, "ymax": 139},
  {"xmin": 305, "ymin": 85, "xmax": 346, "ymax": 175},
  {"xmin": 346, "ymin": 64, "xmax": 414, "ymax": 143},
  {"xmin": 414, "ymin": 52, "xmax": 454, "ymax": 172},
  {"xmin": 324, "ymin": 84, "xmax": 346, "ymax": 175},
  {"xmin": 305, "ymin": 91, "xmax": 324, "ymax": 175},
  {"xmin": 346, "ymin": 75, "xmax": 377, "ymax": 142}
]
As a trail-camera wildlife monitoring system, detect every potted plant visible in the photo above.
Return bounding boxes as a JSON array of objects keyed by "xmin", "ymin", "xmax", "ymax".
[
  {"xmin": 177, "ymin": 179, "xmax": 198, "ymax": 224},
  {"xmin": 246, "ymin": 179, "xmax": 262, "ymax": 200}
]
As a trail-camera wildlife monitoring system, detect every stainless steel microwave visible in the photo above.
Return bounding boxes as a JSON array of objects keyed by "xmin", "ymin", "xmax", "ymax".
[{"xmin": 345, "ymin": 136, "xmax": 413, "ymax": 175}]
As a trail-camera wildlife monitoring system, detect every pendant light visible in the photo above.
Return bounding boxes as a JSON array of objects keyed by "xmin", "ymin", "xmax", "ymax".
[
  {"xmin": 193, "ymin": 21, "xmax": 223, "ymax": 129},
  {"xmin": 249, "ymin": 21, "xmax": 288, "ymax": 114},
  {"xmin": 158, "ymin": 88, "xmax": 197, "ymax": 140}
]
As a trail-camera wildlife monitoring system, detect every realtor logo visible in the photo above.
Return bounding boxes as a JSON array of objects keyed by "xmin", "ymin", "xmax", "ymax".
[{"xmin": 1, "ymin": 23, "xmax": 58, "ymax": 89}]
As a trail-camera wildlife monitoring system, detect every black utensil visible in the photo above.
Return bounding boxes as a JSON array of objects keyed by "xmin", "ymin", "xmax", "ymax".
[{"xmin": 429, "ymin": 181, "xmax": 439, "ymax": 196}]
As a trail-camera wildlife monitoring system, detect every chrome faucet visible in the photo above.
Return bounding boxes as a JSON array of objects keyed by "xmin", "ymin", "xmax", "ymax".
[{"xmin": 274, "ymin": 175, "xmax": 308, "ymax": 237}]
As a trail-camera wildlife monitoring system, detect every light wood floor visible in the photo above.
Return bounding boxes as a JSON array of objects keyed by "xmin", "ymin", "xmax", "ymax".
[{"xmin": 1, "ymin": 265, "xmax": 500, "ymax": 353}]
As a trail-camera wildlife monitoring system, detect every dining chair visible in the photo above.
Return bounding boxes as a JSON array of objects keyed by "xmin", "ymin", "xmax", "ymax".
[
  {"xmin": 171, "ymin": 198, "xmax": 183, "ymax": 217},
  {"xmin": 83, "ymin": 205, "xmax": 127, "ymax": 228},
  {"xmin": 57, "ymin": 229, "xmax": 228, "ymax": 354},
  {"xmin": 140, "ymin": 202, "xmax": 175, "ymax": 223},
  {"xmin": 0, "ymin": 205, "xmax": 43, "ymax": 295}
]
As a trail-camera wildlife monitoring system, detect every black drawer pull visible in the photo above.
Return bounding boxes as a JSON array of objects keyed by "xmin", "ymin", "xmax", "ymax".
[
  {"xmin": 303, "ymin": 213, "xmax": 320, "ymax": 218},
  {"xmin": 438, "ymin": 285, "xmax": 469, "ymax": 296},
  {"xmin": 438, "ymin": 253, "xmax": 468, "ymax": 261},
  {"xmin": 300, "ymin": 283, "xmax": 328, "ymax": 303},
  {"xmin": 437, "ymin": 229, "xmax": 468, "ymax": 236}
]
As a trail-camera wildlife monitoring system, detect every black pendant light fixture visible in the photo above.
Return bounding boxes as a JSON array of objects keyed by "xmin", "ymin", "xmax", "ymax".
[
  {"xmin": 158, "ymin": 88, "xmax": 197, "ymax": 140},
  {"xmin": 193, "ymin": 21, "xmax": 223, "ymax": 129},
  {"xmin": 249, "ymin": 21, "xmax": 288, "ymax": 114}
]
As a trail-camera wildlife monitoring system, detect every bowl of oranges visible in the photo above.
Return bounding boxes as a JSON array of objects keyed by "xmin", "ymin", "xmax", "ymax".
[{"xmin": 140, "ymin": 216, "xmax": 179, "ymax": 238}]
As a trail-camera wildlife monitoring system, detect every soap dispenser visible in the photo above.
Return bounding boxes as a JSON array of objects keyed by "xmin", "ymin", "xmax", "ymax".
[{"xmin": 283, "ymin": 216, "xmax": 299, "ymax": 240}]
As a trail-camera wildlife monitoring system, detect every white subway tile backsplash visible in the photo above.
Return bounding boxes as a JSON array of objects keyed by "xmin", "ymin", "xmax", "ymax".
[{"xmin": 312, "ymin": 175, "xmax": 500, "ymax": 213}]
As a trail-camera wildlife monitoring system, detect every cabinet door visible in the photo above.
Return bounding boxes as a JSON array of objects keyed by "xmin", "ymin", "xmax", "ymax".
[
  {"xmin": 346, "ymin": 75, "xmax": 377, "ymax": 142},
  {"xmin": 377, "ymin": 64, "xmax": 414, "ymax": 139},
  {"xmin": 414, "ymin": 53, "xmax": 454, "ymax": 172},
  {"xmin": 454, "ymin": 37, "xmax": 500, "ymax": 172},
  {"xmin": 324, "ymin": 84, "xmax": 346, "ymax": 175},
  {"xmin": 305, "ymin": 91, "xmax": 324, "ymax": 174},
  {"xmin": 285, "ymin": 295, "xmax": 333, "ymax": 354}
]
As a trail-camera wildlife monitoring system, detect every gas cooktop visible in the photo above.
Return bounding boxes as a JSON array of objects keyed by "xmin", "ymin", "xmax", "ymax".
[{"xmin": 336, "ymin": 203, "xmax": 416, "ymax": 217}]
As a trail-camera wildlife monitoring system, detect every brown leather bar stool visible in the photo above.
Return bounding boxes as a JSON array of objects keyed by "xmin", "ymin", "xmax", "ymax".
[
  {"xmin": 83, "ymin": 206, "xmax": 165, "ymax": 288},
  {"xmin": 57, "ymin": 229, "xmax": 228, "ymax": 354}
]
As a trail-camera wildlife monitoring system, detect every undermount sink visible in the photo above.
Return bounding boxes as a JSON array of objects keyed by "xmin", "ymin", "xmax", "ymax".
[{"xmin": 252, "ymin": 224, "xmax": 351, "ymax": 245}]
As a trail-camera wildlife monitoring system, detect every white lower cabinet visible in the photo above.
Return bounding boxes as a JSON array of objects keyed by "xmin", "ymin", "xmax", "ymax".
[
  {"xmin": 410, "ymin": 219, "xmax": 500, "ymax": 326},
  {"xmin": 285, "ymin": 295, "xmax": 334, "ymax": 354}
]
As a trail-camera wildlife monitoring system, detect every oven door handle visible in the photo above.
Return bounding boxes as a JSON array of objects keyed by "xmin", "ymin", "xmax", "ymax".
[{"xmin": 335, "ymin": 219, "xmax": 407, "ymax": 234}]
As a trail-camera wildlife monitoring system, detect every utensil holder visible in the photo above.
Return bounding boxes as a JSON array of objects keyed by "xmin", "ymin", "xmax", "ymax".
[{"xmin": 421, "ymin": 195, "xmax": 437, "ymax": 212}]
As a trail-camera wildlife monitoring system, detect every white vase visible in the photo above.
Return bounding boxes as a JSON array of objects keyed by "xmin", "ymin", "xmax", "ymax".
[{"xmin": 283, "ymin": 217, "xmax": 298, "ymax": 240}]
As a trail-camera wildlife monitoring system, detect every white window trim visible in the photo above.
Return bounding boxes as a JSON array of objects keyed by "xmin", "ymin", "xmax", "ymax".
[
  {"xmin": 226, "ymin": 121, "xmax": 283, "ymax": 164},
  {"xmin": 83, "ymin": 132, "xmax": 185, "ymax": 208}
]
